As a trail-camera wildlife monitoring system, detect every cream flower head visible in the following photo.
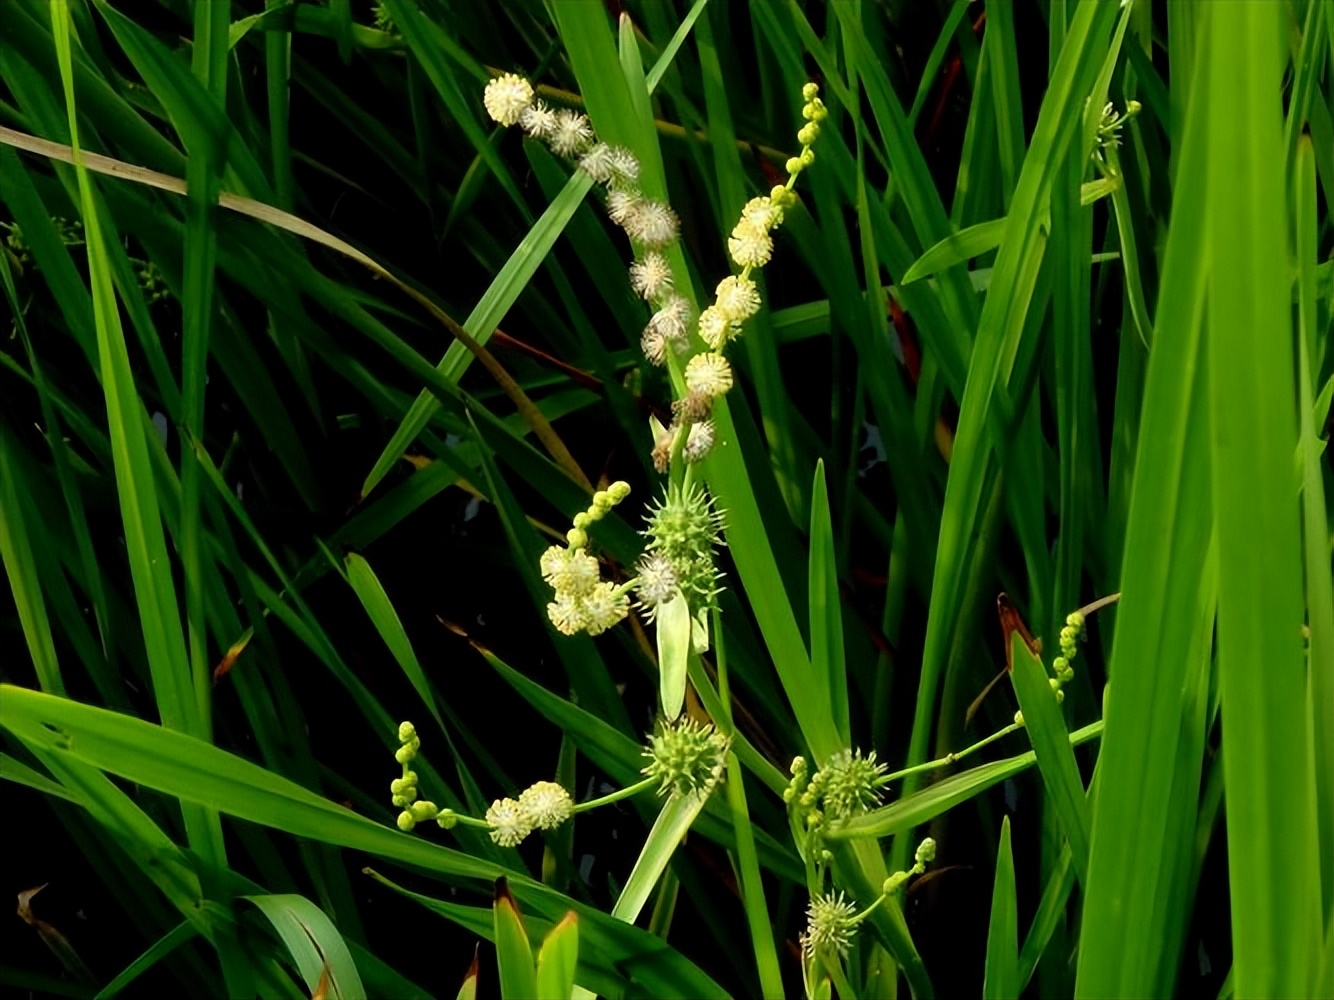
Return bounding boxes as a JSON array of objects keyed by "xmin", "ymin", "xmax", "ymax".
[
  {"xmin": 518, "ymin": 781, "xmax": 573, "ymax": 830},
  {"xmin": 623, "ymin": 200, "xmax": 680, "ymax": 248},
  {"xmin": 549, "ymin": 109, "xmax": 594, "ymax": 157},
  {"xmin": 485, "ymin": 797, "xmax": 532, "ymax": 847},
  {"xmin": 483, "ymin": 73, "xmax": 533, "ymax": 126},
  {"xmin": 714, "ymin": 275, "xmax": 761, "ymax": 322},
  {"xmin": 685, "ymin": 353, "xmax": 734, "ymax": 398},
  {"xmin": 728, "ymin": 218, "xmax": 774, "ymax": 268},
  {"xmin": 630, "ymin": 252, "xmax": 674, "ymax": 301}
]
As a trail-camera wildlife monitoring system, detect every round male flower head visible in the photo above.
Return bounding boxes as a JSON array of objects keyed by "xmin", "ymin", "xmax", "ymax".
[
  {"xmin": 697, "ymin": 305, "xmax": 735, "ymax": 351},
  {"xmin": 683, "ymin": 420, "xmax": 716, "ymax": 463},
  {"xmin": 744, "ymin": 195, "xmax": 784, "ymax": 231},
  {"xmin": 728, "ymin": 217, "xmax": 774, "ymax": 268},
  {"xmin": 607, "ymin": 189, "xmax": 642, "ymax": 227},
  {"xmin": 519, "ymin": 100, "xmax": 558, "ymax": 138},
  {"xmin": 630, "ymin": 251, "xmax": 674, "ymax": 301},
  {"xmin": 685, "ymin": 352, "xmax": 734, "ymax": 398},
  {"xmin": 547, "ymin": 593, "xmax": 587, "ymax": 635},
  {"xmin": 540, "ymin": 545, "xmax": 600, "ymax": 596},
  {"xmin": 580, "ymin": 143, "xmax": 638, "ymax": 187},
  {"xmin": 633, "ymin": 552, "xmax": 680, "ymax": 617},
  {"xmin": 623, "ymin": 200, "xmax": 680, "ymax": 248},
  {"xmin": 581, "ymin": 581, "xmax": 629, "ymax": 636},
  {"xmin": 714, "ymin": 275, "xmax": 762, "ymax": 323},
  {"xmin": 802, "ymin": 892, "xmax": 859, "ymax": 957},
  {"xmin": 518, "ymin": 781, "xmax": 573, "ymax": 830},
  {"xmin": 483, "ymin": 73, "xmax": 534, "ymax": 126},
  {"xmin": 486, "ymin": 797, "xmax": 532, "ymax": 847},
  {"xmin": 641, "ymin": 325, "xmax": 668, "ymax": 366},
  {"xmin": 645, "ymin": 294, "xmax": 693, "ymax": 352},
  {"xmin": 642, "ymin": 717, "xmax": 729, "ymax": 799},
  {"xmin": 549, "ymin": 109, "xmax": 594, "ymax": 157}
]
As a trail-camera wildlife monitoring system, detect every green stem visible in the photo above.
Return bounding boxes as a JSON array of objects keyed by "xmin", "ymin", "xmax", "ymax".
[
  {"xmin": 878, "ymin": 723, "xmax": 1023, "ymax": 786},
  {"xmin": 571, "ymin": 776, "xmax": 656, "ymax": 813}
]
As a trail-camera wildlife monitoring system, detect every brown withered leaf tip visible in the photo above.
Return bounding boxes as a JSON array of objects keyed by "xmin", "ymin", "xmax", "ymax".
[
  {"xmin": 311, "ymin": 964, "xmax": 331, "ymax": 1000},
  {"xmin": 212, "ymin": 630, "xmax": 253, "ymax": 686}
]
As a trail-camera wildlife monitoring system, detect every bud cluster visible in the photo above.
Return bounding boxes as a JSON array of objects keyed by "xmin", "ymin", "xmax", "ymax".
[
  {"xmin": 540, "ymin": 482, "xmax": 634, "ymax": 637},
  {"xmin": 1049, "ymin": 609, "xmax": 1086, "ymax": 702},
  {"xmin": 389, "ymin": 722, "xmax": 575, "ymax": 846}
]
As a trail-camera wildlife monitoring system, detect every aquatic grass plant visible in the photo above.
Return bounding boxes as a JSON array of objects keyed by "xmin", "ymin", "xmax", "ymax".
[{"xmin": 1, "ymin": 1, "xmax": 1330, "ymax": 998}]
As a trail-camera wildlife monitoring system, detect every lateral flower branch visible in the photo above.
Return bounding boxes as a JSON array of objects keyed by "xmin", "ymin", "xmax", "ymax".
[{"xmin": 480, "ymin": 72, "xmax": 825, "ymax": 667}]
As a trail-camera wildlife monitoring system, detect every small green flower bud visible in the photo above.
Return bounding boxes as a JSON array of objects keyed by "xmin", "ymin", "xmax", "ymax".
[
  {"xmin": 410, "ymin": 800, "xmax": 438, "ymax": 822},
  {"xmin": 1055, "ymin": 688, "xmax": 1065, "ymax": 704},
  {"xmin": 785, "ymin": 156, "xmax": 804, "ymax": 175},
  {"xmin": 811, "ymin": 101, "xmax": 828, "ymax": 122},
  {"xmin": 1014, "ymin": 710, "xmax": 1025, "ymax": 727},
  {"xmin": 798, "ymin": 123, "xmax": 820, "ymax": 146},
  {"xmin": 802, "ymin": 81, "xmax": 819, "ymax": 101},
  {"xmin": 802, "ymin": 102, "xmax": 818, "ymax": 121},
  {"xmin": 436, "ymin": 808, "xmax": 458, "ymax": 829},
  {"xmin": 800, "ymin": 147, "xmax": 815, "ymax": 166},
  {"xmin": 394, "ymin": 745, "xmax": 415, "ymax": 764},
  {"xmin": 1066, "ymin": 611, "xmax": 1084, "ymax": 629},
  {"xmin": 566, "ymin": 527, "xmax": 587, "ymax": 548},
  {"xmin": 592, "ymin": 489, "xmax": 611, "ymax": 509},
  {"xmin": 390, "ymin": 777, "xmax": 412, "ymax": 797},
  {"xmin": 770, "ymin": 184, "xmax": 790, "ymax": 205},
  {"xmin": 1126, "ymin": 100, "xmax": 1142, "ymax": 116},
  {"xmin": 573, "ymin": 512, "xmax": 591, "ymax": 529},
  {"xmin": 391, "ymin": 795, "xmax": 409, "ymax": 807},
  {"xmin": 1050, "ymin": 677, "xmax": 1062, "ymax": 693},
  {"xmin": 608, "ymin": 481, "xmax": 631, "ymax": 502},
  {"xmin": 1053, "ymin": 656, "xmax": 1068, "ymax": 673},
  {"xmin": 397, "ymin": 721, "xmax": 417, "ymax": 743},
  {"xmin": 397, "ymin": 810, "xmax": 416, "ymax": 832},
  {"xmin": 883, "ymin": 871, "xmax": 909, "ymax": 895},
  {"xmin": 916, "ymin": 837, "xmax": 937, "ymax": 865}
]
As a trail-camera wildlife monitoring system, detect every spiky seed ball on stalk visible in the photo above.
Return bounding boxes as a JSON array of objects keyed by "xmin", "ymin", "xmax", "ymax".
[
  {"xmin": 641, "ymin": 717, "xmax": 730, "ymax": 799},
  {"xmin": 802, "ymin": 892, "xmax": 859, "ymax": 957},
  {"xmin": 803, "ymin": 749, "xmax": 887, "ymax": 819},
  {"xmin": 642, "ymin": 482, "xmax": 726, "ymax": 607}
]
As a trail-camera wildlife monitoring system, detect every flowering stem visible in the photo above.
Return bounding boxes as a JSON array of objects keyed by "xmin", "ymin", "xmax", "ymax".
[
  {"xmin": 449, "ymin": 813, "xmax": 490, "ymax": 830},
  {"xmin": 850, "ymin": 890, "xmax": 888, "ymax": 926},
  {"xmin": 571, "ymin": 776, "xmax": 657, "ymax": 814},
  {"xmin": 876, "ymin": 722, "xmax": 1024, "ymax": 787}
]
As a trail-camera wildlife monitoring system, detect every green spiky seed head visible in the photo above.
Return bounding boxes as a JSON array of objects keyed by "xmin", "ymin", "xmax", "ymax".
[
  {"xmin": 641, "ymin": 717, "xmax": 729, "ymax": 799},
  {"xmin": 642, "ymin": 483, "xmax": 725, "ymax": 609},
  {"xmin": 802, "ymin": 892, "xmax": 858, "ymax": 957}
]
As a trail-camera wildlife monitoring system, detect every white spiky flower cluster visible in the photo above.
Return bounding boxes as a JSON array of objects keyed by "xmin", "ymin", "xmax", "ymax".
[
  {"xmin": 480, "ymin": 74, "xmax": 686, "ymax": 368},
  {"xmin": 649, "ymin": 82, "xmax": 825, "ymax": 473},
  {"xmin": 484, "ymin": 780, "xmax": 576, "ymax": 847},
  {"xmin": 539, "ymin": 482, "xmax": 634, "ymax": 637}
]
